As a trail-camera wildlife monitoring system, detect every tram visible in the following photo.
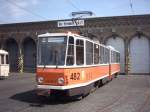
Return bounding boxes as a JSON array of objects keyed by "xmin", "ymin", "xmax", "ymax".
[
  {"xmin": 0, "ymin": 50, "xmax": 9, "ymax": 78},
  {"xmin": 36, "ymin": 32, "xmax": 120, "ymax": 98}
]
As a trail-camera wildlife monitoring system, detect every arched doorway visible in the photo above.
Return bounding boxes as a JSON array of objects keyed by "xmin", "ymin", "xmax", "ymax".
[
  {"xmin": 5, "ymin": 38, "xmax": 19, "ymax": 72},
  {"xmin": 130, "ymin": 36, "xmax": 150, "ymax": 74},
  {"xmin": 106, "ymin": 37, "xmax": 125, "ymax": 73},
  {"xmin": 23, "ymin": 37, "xmax": 36, "ymax": 72}
]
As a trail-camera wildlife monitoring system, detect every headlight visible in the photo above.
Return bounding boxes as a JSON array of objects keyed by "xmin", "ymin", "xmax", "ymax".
[
  {"xmin": 58, "ymin": 77, "xmax": 64, "ymax": 85},
  {"xmin": 38, "ymin": 77, "xmax": 44, "ymax": 83}
]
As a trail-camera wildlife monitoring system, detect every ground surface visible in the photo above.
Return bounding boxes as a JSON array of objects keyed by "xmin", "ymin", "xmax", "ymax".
[{"xmin": 0, "ymin": 73, "xmax": 150, "ymax": 112}]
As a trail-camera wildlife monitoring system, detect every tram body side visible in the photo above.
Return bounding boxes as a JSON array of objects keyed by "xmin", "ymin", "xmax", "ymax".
[{"xmin": 37, "ymin": 64, "xmax": 120, "ymax": 96}]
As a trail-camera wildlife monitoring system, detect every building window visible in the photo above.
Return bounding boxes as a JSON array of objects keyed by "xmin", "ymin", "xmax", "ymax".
[
  {"xmin": 76, "ymin": 39, "xmax": 84, "ymax": 65},
  {"xmin": 86, "ymin": 41, "xmax": 93, "ymax": 65},
  {"xmin": 66, "ymin": 37, "xmax": 74, "ymax": 65}
]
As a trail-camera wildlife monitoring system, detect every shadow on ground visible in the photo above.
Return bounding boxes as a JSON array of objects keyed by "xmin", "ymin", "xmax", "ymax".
[{"xmin": 10, "ymin": 90, "xmax": 79, "ymax": 107}]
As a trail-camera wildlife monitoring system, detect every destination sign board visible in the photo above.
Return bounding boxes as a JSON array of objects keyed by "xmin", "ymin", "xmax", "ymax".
[{"xmin": 57, "ymin": 20, "xmax": 84, "ymax": 27}]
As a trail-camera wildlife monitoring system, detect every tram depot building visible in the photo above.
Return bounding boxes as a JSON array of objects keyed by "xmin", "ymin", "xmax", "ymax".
[{"xmin": 0, "ymin": 14, "xmax": 150, "ymax": 75}]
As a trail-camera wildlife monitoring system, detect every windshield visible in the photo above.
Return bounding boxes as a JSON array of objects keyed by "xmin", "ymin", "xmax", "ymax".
[{"xmin": 38, "ymin": 36, "xmax": 67, "ymax": 66}]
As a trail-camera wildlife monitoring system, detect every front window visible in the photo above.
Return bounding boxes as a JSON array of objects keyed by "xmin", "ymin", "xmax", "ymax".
[
  {"xmin": 66, "ymin": 37, "xmax": 74, "ymax": 65},
  {"xmin": 38, "ymin": 36, "xmax": 67, "ymax": 66}
]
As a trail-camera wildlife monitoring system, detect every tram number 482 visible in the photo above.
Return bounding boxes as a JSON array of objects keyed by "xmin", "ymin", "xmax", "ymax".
[{"xmin": 70, "ymin": 73, "xmax": 80, "ymax": 80}]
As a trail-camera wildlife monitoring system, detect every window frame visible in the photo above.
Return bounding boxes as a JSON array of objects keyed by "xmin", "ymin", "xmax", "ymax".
[
  {"xmin": 94, "ymin": 43, "xmax": 100, "ymax": 64},
  {"xmin": 86, "ymin": 40, "xmax": 94, "ymax": 65},
  {"xmin": 1, "ymin": 54, "xmax": 4, "ymax": 65},
  {"xmin": 76, "ymin": 39, "xmax": 84, "ymax": 66},
  {"xmin": 66, "ymin": 36, "xmax": 75, "ymax": 66}
]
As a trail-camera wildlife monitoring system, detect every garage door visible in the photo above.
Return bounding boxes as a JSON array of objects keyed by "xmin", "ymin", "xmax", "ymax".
[
  {"xmin": 130, "ymin": 36, "xmax": 150, "ymax": 74},
  {"xmin": 23, "ymin": 38, "xmax": 36, "ymax": 72},
  {"xmin": 106, "ymin": 37, "xmax": 125, "ymax": 73}
]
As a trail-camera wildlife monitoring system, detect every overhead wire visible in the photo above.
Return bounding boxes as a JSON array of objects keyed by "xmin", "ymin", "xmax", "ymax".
[
  {"xmin": 65, "ymin": 0, "xmax": 80, "ymax": 11},
  {"xmin": 5, "ymin": 0, "xmax": 48, "ymax": 20},
  {"xmin": 67, "ymin": 0, "xmax": 96, "ymax": 17}
]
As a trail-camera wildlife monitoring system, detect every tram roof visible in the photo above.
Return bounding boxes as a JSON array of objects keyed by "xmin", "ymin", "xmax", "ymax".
[
  {"xmin": 38, "ymin": 32, "xmax": 80, "ymax": 37},
  {"xmin": 38, "ymin": 32, "xmax": 98, "ymax": 42},
  {"xmin": 0, "ymin": 50, "xmax": 8, "ymax": 54}
]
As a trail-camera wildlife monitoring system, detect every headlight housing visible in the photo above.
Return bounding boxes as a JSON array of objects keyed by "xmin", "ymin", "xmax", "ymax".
[
  {"xmin": 37, "ymin": 77, "xmax": 44, "ymax": 83},
  {"xmin": 58, "ymin": 77, "xmax": 64, "ymax": 85}
]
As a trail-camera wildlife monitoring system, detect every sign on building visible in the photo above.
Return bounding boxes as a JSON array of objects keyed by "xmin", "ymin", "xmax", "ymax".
[{"xmin": 57, "ymin": 20, "xmax": 84, "ymax": 27}]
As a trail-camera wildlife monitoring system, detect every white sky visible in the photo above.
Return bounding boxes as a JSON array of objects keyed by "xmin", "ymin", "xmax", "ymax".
[{"xmin": 0, "ymin": 0, "xmax": 150, "ymax": 24}]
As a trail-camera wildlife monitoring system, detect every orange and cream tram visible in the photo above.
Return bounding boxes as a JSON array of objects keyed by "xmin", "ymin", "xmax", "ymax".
[{"xmin": 36, "ymin": 32, "xmax": 120, "ymax": 98}]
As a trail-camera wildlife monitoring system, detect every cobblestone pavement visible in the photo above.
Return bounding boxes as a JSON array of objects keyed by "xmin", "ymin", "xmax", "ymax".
[{"xmin": 0, "ymin": 73, "xmax": 150, "ymax": 112}]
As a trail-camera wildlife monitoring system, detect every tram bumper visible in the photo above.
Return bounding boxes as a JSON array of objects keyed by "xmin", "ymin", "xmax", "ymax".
[
  {"xmin": 36, "ymin": 85, "xmax": 81, "ymax": 97},
  {"xmin": 37, "ymin": 83, "xmax": 93, "ymax": 97},
  {"xmin": 36, "ymin": 89, "xmax": 51, "ymax": 97}
]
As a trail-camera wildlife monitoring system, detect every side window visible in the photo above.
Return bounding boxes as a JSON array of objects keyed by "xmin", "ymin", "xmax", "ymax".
[
  {"xmin": 115, "ymin": 52, "xmax": 117, "ymax": 63},
  {"xmin": 107, "ymin": 49, "xmax": 110, "ymax": 63},
  {"xmin": 114, "ymin": 52, "xmax": 119, "ymax": 63},
  {"xmin": 117, "ymin": 53, "xmax": 120, "ymax": 63},
  {"xmin": 66, "ymin": 37, "xmax": 74, "ymax": 65},
  {"xmin": 105, "ymin": 48, "xmax": 109, "ymax": 64},
  {"xmin": 111, "ymin": 51, "xmax": 116, "ymax": 63},
  {"xmin": 1, "ymin": 54, "xmax": 4, "ymax": 64},
  {"xmin": 100, "ymin": 46, "xmax": 104, "ymax": 64},
  {"xmin": 111, "ymin": 51, "xmax": 113, "ymax": 63},
  {"xmin": 76, "ymin": 39, "xmax": 84, "ymax": 65},
  {"xmin": 104, "ymin": 48, "xmax": 106, "ymax": 63},
  {"xmin": 6, "ymin": 55, "xmax": 9, "ymax": 64},
  {"xmin": 86, "ymin": 41, "xmax": 93, "ymax": 65},
  {"xmin": 94, "ymin": 44, "xmax": 99, "ymax": 64}
]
